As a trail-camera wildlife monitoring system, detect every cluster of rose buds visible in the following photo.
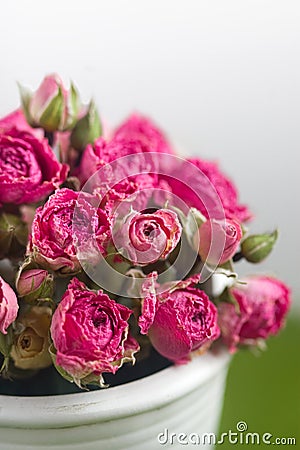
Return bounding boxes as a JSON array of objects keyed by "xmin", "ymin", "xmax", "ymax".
[{"xmin": 0, "ymin": 74, "xmax": 291, "ymax": 388}]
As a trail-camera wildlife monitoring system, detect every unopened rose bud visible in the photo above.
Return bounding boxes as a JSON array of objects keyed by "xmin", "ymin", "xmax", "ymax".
[
  {"xmin": 10, "ymin": 306, "xmax": 52, "ymax": 370},
  {"xmin": 195, "ymin": 218, "xmax": 242, "ymax": 266},
  {"xmin": 241, "ymin": 230, "xmax": 278, "ymax": 263},
  {"xmin": 70, "ymin": 100, "xmax": 102, "ymax": 151},
  {"xmin": 16, "ymin": 269, "xmax": 53, "ymax": 302},
  {"xmin": 0, "ymin": 213, "xmax": 28, "ymax": 260},
  {"xmin": 19, "ymin": 74, "xmax": 80, "ymax": 132}
]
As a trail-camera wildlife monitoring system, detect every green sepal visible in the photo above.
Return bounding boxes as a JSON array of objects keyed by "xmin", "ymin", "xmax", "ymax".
[
  {"xmin": 241, "ymin": 229, "xmax": 278, "ymax": 263},
  {"xmin": 70, "ymin": 100, "xmax": 102, "ymax": 151},
  {"xmin": 39, "ymin": 87, "xmax": 64, "ymax": 132}
]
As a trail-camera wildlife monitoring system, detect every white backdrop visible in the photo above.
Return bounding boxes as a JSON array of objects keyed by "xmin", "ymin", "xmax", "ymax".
[{"xmin": 1, "ymin": 0, "xmax": 299, "ymax": 303}]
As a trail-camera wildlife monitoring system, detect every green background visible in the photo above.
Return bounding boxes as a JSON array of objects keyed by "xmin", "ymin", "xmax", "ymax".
[{"xmin": 218, "ymin": 315, "xmax": 300, "ymax": 448}]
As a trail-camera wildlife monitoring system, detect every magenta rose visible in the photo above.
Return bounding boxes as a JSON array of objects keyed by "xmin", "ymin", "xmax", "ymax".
[
  {"xmin": 50, "ymin": 278, "xmax": 139, "ymax": 381},
  {"xmin": 195, "ymin": 218, "xmax": 242, "ymax": 265},
  {"xmin": 218, "ymin": 276, "xmax": 291, "ymax": 352},
  {"xmin": 0, "ymin": 109, "xmax": 43, "ymax": 138},
  {"xmin": 138, "ymin": 273, "xmax": 220, "ymax": 363},
  {"xmin": 29, "ymin": 188, "xmax": 111, "ymax": 274},
  {"xmin": 165, "ymin": 158, "xmax": 252, "ymax": 222},
  {"xmin": 0, "ymin": 128, "xmax": 68, "ymax": 205},
  {"xmin": 113, "ymin": 113, "xmax": 174, "ymax": 154},
  {"xmin": 79, "ymin": 137, "xmax": 157, "ymax": 214},
  {"xmin": 114, "ymin": 209, "xmax": 181, "ymax": 265},
  {"xmin": 79, "ymin": 137, "xmax": 158, "ymax": 185},
  {"xmin": 0, "ymin": 276, "xmax": 19, "ymax": 334}
]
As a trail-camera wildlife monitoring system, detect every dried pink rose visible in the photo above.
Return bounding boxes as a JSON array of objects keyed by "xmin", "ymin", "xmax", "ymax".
[
  {"xmin": 139, "ymin": 273, "xmax": 220, "ymax": 363},
  {"xmin": 0, "ymin": 109, "xmax": 43, "ymax": 138},
  {"xmin": 79, "ymin": 137, "xmax": 157, "ymax": 214},
  {"xmin": 195, "ymin": 218, "xmax": 242, "ymax": 265},
  {"xmin": 79, "ymin": 137, "xmax": 157, "ymax": 185},
  {"xmin": 29, "ymin": 188, "xmax": 111, "ymax": 274},
  {"xmin": 0, "ymin": 128, "xmax": 68, "ymax": 205},
  {"xmin": 50, "ymin": 278, "xmax": 139, "ymax": 381},
  {"xmin": 113, "ymin": 113, "xmax": 174, "ymax": 154},
  {"xmin": 165, "ymin": 158, "xmax": 252, "ymax": 222},
  {"xmin": 114, "ymin": 209, "xmax": 181, "ymax": 265},
  {"xmin": 218, "ymin": 276, "xmax": 291, "ymax": 352},
  {"xmin": 0, "ymin": 276, "xmax": 19, "ymax": 334}
]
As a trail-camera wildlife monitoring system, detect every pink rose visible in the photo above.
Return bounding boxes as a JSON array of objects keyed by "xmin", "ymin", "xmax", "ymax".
[
  {"xmin": 0, "ymin": 276, "xmax": 19, "ymax": 334},
  {"xmin": 79, "ymin": 137, "xmax": 158, "ymax": 185},
  {"xmin": 0, "ymin": 128, "xmax": 68, "ymax": 205},
  {"xmin": 29, "ymin": 188, "xmax": 111, "ymax": 274},
  {"xmin": 139, "ymin": 274, "xmax": 220, "ymax": 363},
  {"xmin": 50, "ymin": 278, "xmax": 139, "ymax": 381},
  {"xmin": 165, "ymin": 158, "xmax": 252, "ymax": 222},
  {"xmin": 195, "ymin": 218, "xmax": 242, "ymax": 265},
  {"xmin": 79, "ymin": 138, "xmax": 157, "ymax": 214},
  {"xmin": 113, "ymin": 113, "xmax": 174, "ymax": 154},
  {"xmin": 218, "ymin": 276, "xmax": 291, "ymax": 352},
  {"xmin": 0, "ymin": 109, "xmax": 43, "ymax": 138},
  {"xmin": 20, "ymin": 74, "xmax": 79, "ymax": 132},
  {"xmin": 114, "ymin": 209, "xmax": 181, "ymax": 265}
]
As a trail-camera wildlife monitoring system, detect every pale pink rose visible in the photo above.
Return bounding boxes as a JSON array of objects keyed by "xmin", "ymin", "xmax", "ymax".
[
  {"xmin": 0, "ymin": 276, "xmax": 19, "ymax": 334},
  {"xmin": 114, "ymin": 209, "xmax": 181, "ymax": 265},
  {"xmin": 164, "ymin": 158, "xmax": 252, "ymax": 222},
  {"xmin": 195, "ymin": 218, "xmax": 242, "ymax": 265},
  {"xmin": 218, "ymin": 276, "xmax": 291, "ymax": 352},
  {"xmin": 16, "ymin": 269, "xmax": 53, "ymax": 300},
  {"xmin": 26, "ymin": 74, "xmax": 76, "ymax": 132},
  {"xmin": 113, "ymin": 113, "xmax": 175, "ymax": 154},
  {"xmin": 50, "ymin": 278, "xmax": 139, "ymax": 380},
  {"xmin": 0, "ymin": 129, "xmax": 68, "ymax": 205},
  {"xmin": 138, "ymin": 273, "xmax": 220, "ymax": 363},
  {"xmin": 29, "ymin": 188, "xmax": 111, "ymax": 274}
]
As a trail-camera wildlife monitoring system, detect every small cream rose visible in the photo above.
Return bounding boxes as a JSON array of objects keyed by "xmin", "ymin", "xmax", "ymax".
[{"xmin": 10, "ymin": 306, "xmax": 52, "ymax": 370}]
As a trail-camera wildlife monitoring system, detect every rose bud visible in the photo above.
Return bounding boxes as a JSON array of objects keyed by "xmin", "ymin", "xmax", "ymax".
[
  {"xmin": 29, "ymin": 188, "xmax": 111, "ymax": 274},
  {"xmin": 138, "ymin": 273, "xmax": 220, "ymax": 363},
  {"xmin": 16, "ymin": 269, "xmax": 53, "ymax": 303},
  {"xmin": 19, "ymin": 74, "xmax": 80, "ymax": 132},
  {"xmin": 0, "ymin": 129, "xmax": 68, "ymax": 205},
  {"xmin": 241, "ymin": 230, "xmax": 278, "ymax": 263},
  {"xmin": 70, "ymin": 100, "xmax": 102, "ymax": 152},
  {"xmin": 195, "ymin": 218, "xmax": 242, "ymax": 266},
  {"xmin": 10, "ymin": 306, "xmax": 52, "ymax": 370},
  {"xmin": 113, "ymin": 209, "xmax": 182, "ymax": 266},
  {"xmin": 50, "ymin": 278, "xmax": 139, "ymax": 384},
  {"xmin": 0, "ymin": 213, "xmax": 28, "ymax": 260},
  {"xmin": 0, "ymin": 276, "xmax": 19, "ymax": 335},
  {"xmin": 218, "ymin": 276, "xmax": 291, "ymax": 352}
]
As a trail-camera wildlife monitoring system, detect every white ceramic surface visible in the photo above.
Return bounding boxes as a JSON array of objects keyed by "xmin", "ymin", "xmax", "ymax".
[{"xmin": 0, "ymin": 351, "xmax": 230, "ymax": 450}]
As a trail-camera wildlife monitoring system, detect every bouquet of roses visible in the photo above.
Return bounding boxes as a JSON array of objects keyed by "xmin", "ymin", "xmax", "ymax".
[{"xmin": 0, "ymin": 74, "xmax": 291, "ymax": 389}]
